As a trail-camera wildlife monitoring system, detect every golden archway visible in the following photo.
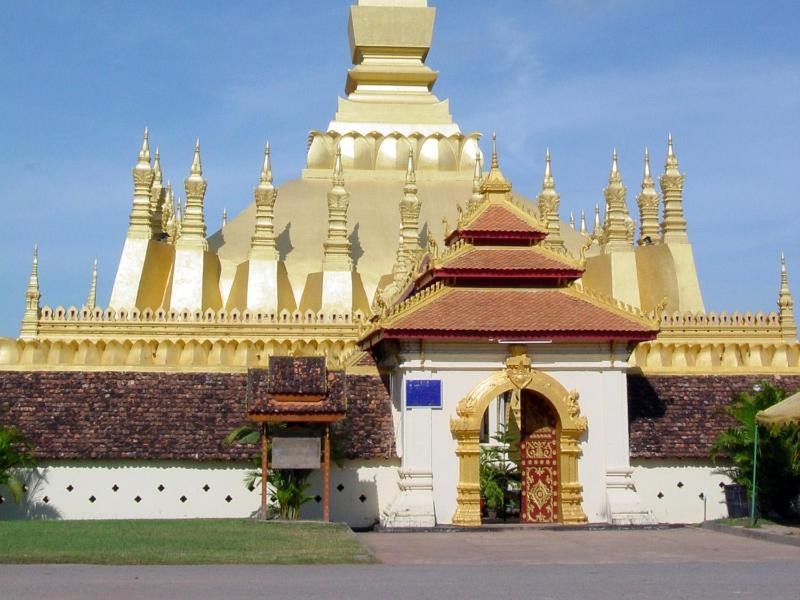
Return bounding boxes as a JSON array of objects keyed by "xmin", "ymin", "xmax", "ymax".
[{"xmin": 450, "ymin": 353, "xmax": 588, "ymax": 526}]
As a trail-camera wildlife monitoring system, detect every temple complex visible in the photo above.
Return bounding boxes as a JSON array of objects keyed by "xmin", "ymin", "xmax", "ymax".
[{"xmin": 1, "ymin": 0, "xmax": 798, "ymax": 526}]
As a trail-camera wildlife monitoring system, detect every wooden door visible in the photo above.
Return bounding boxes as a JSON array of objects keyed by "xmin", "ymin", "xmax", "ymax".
[{"xmin": 519, "ymin": 394, "xmax": 559, "ymax": 523}]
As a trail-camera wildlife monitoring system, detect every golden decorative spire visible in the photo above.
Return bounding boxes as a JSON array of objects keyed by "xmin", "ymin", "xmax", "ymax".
[
  {"xmin": 480, "ymin": 133, "xmax": 512, "ymax": 196},
  {"xmin": 636, "ymin": 147, "xmax": 660, "ymax": 245},
  {"xmin": 179, "ymin": 139, "xmax": 208, "ymax": 249},
  {"xmin": 174, "ymin": 197, "xmax": 183, "ymax": 242},
  {"xmin": 592, "ymin": 203, "xmax": 602, "ymax": 241},
  {"xmin": 323, "ymin": 145, "xmax": 352, "ymax": 270},
  {"xmin": 536, "ymin": 148, "xmax": 565, "ymax": 253},
  {"xmin": 20, "ymin": 244, "xmax": 40, "ymax": 340},
  {"xmin": 602, "ymin": 149, "xmax": 633, "ymax": 248},
  {"xmin": 778, "ymin": 252, "xmax": 797, "ymax": 341},
  {"xmin": 580, "ymin": 209, "xmax": 588, "ymax": 235},
  {"xmin": 659, "ymin": 132, "xmax": 688, "ymax": 243},
  {"xmin": 127, "ymin": 127, "xmax": 154, "ymax": 239},
  {"xmin": 393, "ymin": 149, "xmax": 422, "ymax": 284},
  {"xmin": 569, "ymin": 211, "xmax": 575, "ymax": 230},
  {"xmin": 86, "ymin": 258, "xmax": 98, "ymax": 310},
  {"xmin": 222, "ymin": 208, "xmax": 227, "ymax": 227},
  {"xmin": 467, "ymin": 151, "xmax": 484, "ymax": 212},
  {"xmin": 149, "ymin": 147, "xmax": 167, "ymax": 240},
  {"xmin": 250, "ymin": 142, "xmax": 278, "ymax": 259}
]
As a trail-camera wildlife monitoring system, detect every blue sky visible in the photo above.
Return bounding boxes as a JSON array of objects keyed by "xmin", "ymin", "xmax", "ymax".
[{"xmin": 0, "ymin": 1, "xmax": 798, "ymax": 337}]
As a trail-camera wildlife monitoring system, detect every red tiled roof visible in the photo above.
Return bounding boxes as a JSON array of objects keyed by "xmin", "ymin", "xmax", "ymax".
[
  {"xmin": 439, "ymin": 246, "xmax": 582, "ymax": 275},
  {"xmin": 364, "ymin": 287, "xmax": 657, "ymax": 343},
  {"xmin": 447, "ymin": 203, "xmax": 547, "ymax": 244}
]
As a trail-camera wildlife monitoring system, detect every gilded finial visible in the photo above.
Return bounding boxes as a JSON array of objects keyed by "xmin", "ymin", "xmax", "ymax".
[
  {"xmin": 473, "ymin": 151, "xmax": 483, "ymax": 183},
  {"xmin": 665, "ymin": 132, "xmax": 680, "ymax": 171},
  {"xmin": 643, "ymin": 146, "xmax": 651, "ymax": 179},
  {"xmin": 261, "ymin": 142, "xmax": 272, "ymax": 184},
  {"xmin": 610, "ymin": 148, "xmax": 620, "ymax": 181},
  {"xmin": 491, "ymin": 132, "xmax": 498, "ymax": 169},
  {"xmin": 222, "ymin": 208, "xmax": 227, "ymax": 227},
  {"xmin": 190, "ymin": 138, "xmax": 202, "ymax": 176},
  {"xmin": 86, "ymin": 258, "xmax": 98, "ymax": 310},
  {"xmin": 542, "ymin": 147, "xmax": 554, "ymax": 190},
  {"xmin": 138, "ymin": 127, "xmax": 150, "ymax": 164},
  {"xmin": 580, "ymin": 209, "xmax": 588, "ymax": 234},
  {"xmin": 333, "ymin": 144, "xmax": 344, "ymax": 187},
  {"xmin": 152, "ymin": 147, "xmax": 162, "ymax": 183},
  {"xmin": 569, "ymin": 211, "xmax": 575, "ymax": 230}
]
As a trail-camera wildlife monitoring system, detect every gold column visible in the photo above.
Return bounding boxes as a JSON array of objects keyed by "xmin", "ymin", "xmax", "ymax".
[
  {"xmin": 559, "ymin": 432, "xmax": 587, "ymax": 524},
  {"xmin": 451, "ymin": 425, "xmax": 481, "ymax": 527}
]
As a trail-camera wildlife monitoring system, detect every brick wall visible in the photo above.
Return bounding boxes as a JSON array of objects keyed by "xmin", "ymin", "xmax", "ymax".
[
  {"xmin": 0, "ymin": 370, "xmax": 396, "ymax": 461},
  {"xmin": 628, "ymin": 374, "xmax": 800, "ymax": 459}
]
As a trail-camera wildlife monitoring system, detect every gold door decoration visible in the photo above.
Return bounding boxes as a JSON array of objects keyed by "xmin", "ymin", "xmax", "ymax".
[
  {"xmin": 520, "ymin": 395, "xmax": 559, "ymax": 523},
  {"xmin": 450, "ymin": 353, "xmax": 588, "ymax": 527}
]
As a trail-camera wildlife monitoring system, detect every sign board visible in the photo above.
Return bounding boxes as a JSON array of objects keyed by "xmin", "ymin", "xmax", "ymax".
[
  {"xmin": 406, "ymin": 379, "xmax": 442, "ymax": 409},
  {"xmin": 271, "ymin": 437, "xmax": 321, "ymax": 469}
]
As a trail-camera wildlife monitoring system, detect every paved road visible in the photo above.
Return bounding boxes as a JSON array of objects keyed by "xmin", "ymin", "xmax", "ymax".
[{"xmin": 1, "ymin": 528, "xmax": 798, "ymax": 600}]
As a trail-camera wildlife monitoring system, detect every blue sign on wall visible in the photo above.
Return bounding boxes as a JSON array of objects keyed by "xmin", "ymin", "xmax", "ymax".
[{"xmin": 406, "ymin": 379, "xmax": 442, "ymax": 409}]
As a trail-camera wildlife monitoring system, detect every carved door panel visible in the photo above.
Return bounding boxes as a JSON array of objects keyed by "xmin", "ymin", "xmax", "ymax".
[{"xmin": 520, "ymin": 396, "xmax": 559, "ymax": 523}]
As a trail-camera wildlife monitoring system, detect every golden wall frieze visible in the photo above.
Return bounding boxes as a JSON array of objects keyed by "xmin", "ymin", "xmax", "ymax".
[
  {"xmin": 631, "ymin": 339, "xmax": 800, "ymax": 373},
  {"xmin": 657, "ymin": 310, "xmax": 784, "ymax": 340},
  {"xmin": 0, "ymin": 335, "xmax": 359, "ymax": 371}
]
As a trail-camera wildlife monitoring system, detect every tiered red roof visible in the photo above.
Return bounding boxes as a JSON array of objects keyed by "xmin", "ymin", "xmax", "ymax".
[{"xmin": 362, "ymin": 165, "xmax": 659, "ymax": 347}]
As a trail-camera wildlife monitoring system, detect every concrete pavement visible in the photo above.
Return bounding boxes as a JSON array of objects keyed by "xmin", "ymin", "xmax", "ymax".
[{"xmin": 1, "ymin": 527, "xmax": 799, "ymax": 599}]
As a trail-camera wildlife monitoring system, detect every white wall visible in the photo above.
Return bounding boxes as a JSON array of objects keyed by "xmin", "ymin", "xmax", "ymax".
[
  {"xmin": 631, "ymin": 458, "xmax": 733, "ymax": 523},
  {"xmin": 0, "ymin": 459, "xmax": 399, "ymax": 526}
]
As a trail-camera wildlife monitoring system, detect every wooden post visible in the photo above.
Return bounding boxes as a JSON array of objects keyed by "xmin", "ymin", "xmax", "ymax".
[
  {"xmin": 323, "ymin": 424, "xmax": 331, "ymax": 522},
  {"xmin": 261, "ymin": 423, "xmax": 268, "ymax": 521}
]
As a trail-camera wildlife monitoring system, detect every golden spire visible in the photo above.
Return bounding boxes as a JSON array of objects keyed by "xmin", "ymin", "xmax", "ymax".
[
  {"xmin": 569, "ymin": 211, "xmax": 575, "ymax": 230},
  {"xmin": 86, "ymin": 258, "xmax": 98, "ymax": 310},
  {"xmin": 580, "ymin": 209, "xmax": 588, "ymax": 235},
  {"xmin": 222, "ymin": 208, "xmax": 227, "ymax": 227},
  {"xmin": 394, "ymin": 149, "xmax": 422, "ymax": 284},
  {"xmin": 250, "ymin": 143, "xmax": 278, "ymax": 259},
  {"xmin": 592, "ymin": 203, "xmax": 602, "ymax": 240},
  {"xmin": 480, "ymin": 133, "xmax": 512, "ymax": 196},
  {"xmin": 659, "ymin": 132, "xmax": 688, "ymax": 243},
  {"xmin": 537, "ymin": 148, "xmax": 565, "ymax": 253},
  {"xmin": 174, "ymin": 197, "xmax": 183, "ymax": 242},
  {"xmin": 636, "ymin": 147, "xmax": 660, "ymax": 245},
  {"xmin": 127, "ymin": 127, "xmax": 154, "ymax": 238},
  {"xmin": 179, "ymin": 139, "xmax": 208, "ymax": 249},
  {"xmin": 602, "ymin": 148, "xmax": 633, "ymax": 248},
  {"xmin": 467, "ymin": 151, "xmax": 484, "ymax": 211},
  {"xmin": 323, "ymin": 145, "xmax": 352, "ymax": 271},
  {"xmin": 778, "ymin": 252, "xmax": 797, "ymax": 341},
  {"xmin": 149, "ymin": 147, "xmax": 167, "ymax": 240},
  {"xmin": 20, "ymin": 244, "xmax": 40, "ymax": 340}
]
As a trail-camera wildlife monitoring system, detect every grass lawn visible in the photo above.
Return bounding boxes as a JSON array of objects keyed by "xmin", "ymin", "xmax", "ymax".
[{"xmin": 0, "ymin": 519, "xmax": 373, "ymax": 564}]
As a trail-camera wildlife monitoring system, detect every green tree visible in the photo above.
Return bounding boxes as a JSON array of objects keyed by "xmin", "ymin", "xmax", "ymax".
[
  {"xmin": 0, "ymin": 424, "xmax": 35, "ymax": 504},
  {"xmin": 225, "ymin": 425, "xmax": 315, "ymax": 520},
  {"xmin": 710, "ymin": 383, "xmax": 800, "ymax": 518}
]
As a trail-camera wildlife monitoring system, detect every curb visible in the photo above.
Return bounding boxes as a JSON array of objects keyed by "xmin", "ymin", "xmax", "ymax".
[
  {"xmin": 701, "ymin": 521, "xmax": 800, "ymax": 548},
  {"xmin": 369, "ymin": 523, "xmax": 686, "ymax": 534}
]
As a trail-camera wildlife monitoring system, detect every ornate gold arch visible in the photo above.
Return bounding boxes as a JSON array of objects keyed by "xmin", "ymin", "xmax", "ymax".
[{"xmin": 450, "ymin": 353, "xmax": 588, "ymax": 526}]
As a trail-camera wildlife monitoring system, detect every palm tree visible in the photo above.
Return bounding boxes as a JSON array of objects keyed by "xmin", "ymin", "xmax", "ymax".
[
  {"xmin": 0, "ymin": 424, "xmax": 34, "ymax": 503},
  {"xmin": 711, "ymin": 383, "xmax": 800, "ymax": 518}
]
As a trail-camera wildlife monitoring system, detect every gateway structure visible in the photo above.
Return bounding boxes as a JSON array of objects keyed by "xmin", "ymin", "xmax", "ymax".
[{"xmin": 1, "ymin": 0, "xmax": 799, "ymax": 527}]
